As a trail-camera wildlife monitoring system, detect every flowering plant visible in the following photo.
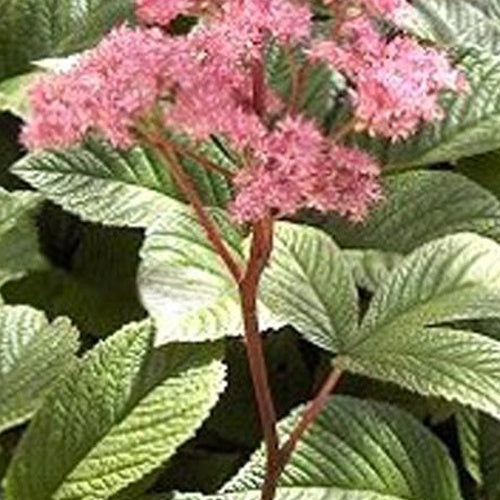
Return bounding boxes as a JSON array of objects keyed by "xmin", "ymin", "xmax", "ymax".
[{"xmin": 2, "ymin": 1, "xmax": 500, "ymax": 500}]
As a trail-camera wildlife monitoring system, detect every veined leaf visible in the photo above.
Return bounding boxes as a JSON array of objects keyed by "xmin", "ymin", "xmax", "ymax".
[
  {"xmin": 0, "ymin": 305, "xmax": 79, "ymax": 433},
  {"xmin": 0, "ymin": 0, "xmax": 133, "ymax": 79},
  {"xmin": 457, "ymin": 409, "xmax": 500, "ymax": 499},
  {"xmin": 358, "ymin": 233, "xmax": 500, "ymax": 336},
  {"xmin": 12, "ymin": 139, "xmax": 231, "ymax": 228},
  {"xmin": 260, "ymin": 222, "xmax": 358, "ymax": 353},
  {"xmin": 266, "ymin": 44, "xmax": 343, "ymax": 122},
  {"xmin": 176, "ymin": 396, "xmax": 462, "ymax": 500},
  {"xmin": 342, "ymin": 233, "xmax": 500, "ymax": 420},
  {"xmin": 403, "ymin": 0, "xmax": 500, "ymax": 54},
  {"xmin": 456, "ymin": 408, "xmax": 483, "ymax": 485},
  {"xmin": 0, "ymin": 188, "xmax": 46, "ymax": 287},
  {"xmin": 319, "ymin": 170, "xmax": 500, "ymax": 253},
  {"xmin": 343, "ymin": 249, "xmax": 403, "ymax": 293},
  {"xmin": 4, "ymin": 320, "xmax": 226, "ymax": 500}
]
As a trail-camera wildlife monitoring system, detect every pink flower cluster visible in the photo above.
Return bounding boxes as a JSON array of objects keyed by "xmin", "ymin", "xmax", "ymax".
[
  {"xmin": 22, "ymin": 27, "xmax": 176, "ymax": 149},
  {"xmin": 21, "ymin": 0, "xmax": 466, "ymax": 223},
  {"xmin": 312, "ymin": 15, "xmax": 466, "ymax": 140},
  {"xmin": 231, "ymin": 117, "xmax": 381, "ymax": 222}
]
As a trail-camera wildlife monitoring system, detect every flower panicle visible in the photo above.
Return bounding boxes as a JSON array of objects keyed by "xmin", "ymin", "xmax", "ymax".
[{"xmin": 22, "ymin": 0, "xmax": 467, "ymax": 223}]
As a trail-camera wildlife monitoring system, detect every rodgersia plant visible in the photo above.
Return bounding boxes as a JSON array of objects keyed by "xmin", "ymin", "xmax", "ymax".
[
  {"xmin": 7, "ymin": 0, "xmax": 500, "ymax": 499},
  {"xmin": 15, "ymin": 0, "xmax": 469, "ymax": 499}
]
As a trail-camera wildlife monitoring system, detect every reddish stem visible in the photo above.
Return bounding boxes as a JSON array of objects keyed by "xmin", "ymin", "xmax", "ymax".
[
  {"xmin": 239, "ymin": 216, "xmax": 280, "ymax": 500},
  {"xmin": 279, "ymin": 366, "xmax": 343, "ymax": 466},
  {"xmin": 258, "ymin": 367, "xmax": 343, "ymax": 499},
  {"xmin": 251, "ymin": 57, "xmax": 267, "ymax": 118},
  {"xmin": 149, "ymin": 135, "xmax": 243, "ymax": 282},
  {"xmin": 149, "ymin": 131, "xmax": 280, "ymax": 498},
  {"xmin": 174, "ymin": 143, "xmax": 235, "ymax": 180}
]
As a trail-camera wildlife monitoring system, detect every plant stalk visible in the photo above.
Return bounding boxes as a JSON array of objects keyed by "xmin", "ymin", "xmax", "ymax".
[
  {"xmin": 239, "ymin": 216, "xmax": 280, "ymax": 500},
  {"xmin": 148, "ymin": 135, "xmax": 243, "ymax": 283},
  {"xmin": 149, "ymin": 132, "xmax": 280, "ymax": 498}
]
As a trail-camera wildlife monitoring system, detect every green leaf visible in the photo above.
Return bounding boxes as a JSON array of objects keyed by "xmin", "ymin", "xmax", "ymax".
[
  {"xmin": 4, "ymin": 320, "xmax": 226, "ymax": 500},
  {"xmin": 404, "ymin": 0, "xmax": 500, "ymax": 54},
  {"xmin": 177, "ymin": 396, "xmax": 462, "ymax": 500},
  {"xmin": 0, "ymin": 71, "xmax": 41, "ymax": 119},
  {"xmin": 4, "ymin": 222, "xmax": 146, "ymax": 337},
  {"xmin": 457, "ymin": 149, "xmax": 500, "ymax": 200},
  {"xmin": 260, "ymin": 222, "xmax": 358, "ymax": 353},
  {"xmin": 0, "ymin": 0, "xmax": 133, "ymax": 79},
  {"xmin": 320, "ymin": 170, "xmax": 500, "ymax": 253},
  {"xmin": 343, "ymin": 249, "xmax": 403, "ymax": 293},
  {"xmin": 138, "ymin": 207, "xmax": 280, "ymax": 344},
  {"xmin": 12, "ymin": 139, "xmax": 231, "ymax": 228},
  {"xmin": 456, "ymin": 408, "xmax": 483, "ymax": 485},
  {"xmin": 0, "ymin": 188, "xmax": 46, "ymax": 287},
  {"xmin": 369, "ymin": 50, "xmax": 500, "ymax": 166},
  {"xmin": 0, "ymin": 305, "xmax": 79, "ymax": 433},
  {"xmin": 342, "ymin": 233, "xmax": 500, "ymax": 420},
  {"xmin": 266, "ymin": 44, "xmax": 343, "ymax": 122},
  {"xmin": 457, "ymin": 408, "xmax": 500, "ymax": 499}
]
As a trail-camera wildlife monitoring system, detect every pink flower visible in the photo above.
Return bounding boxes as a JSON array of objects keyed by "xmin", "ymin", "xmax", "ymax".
[
  {"xmin": 351, "ymin": 36, "xmax": 466, "ymax": 140},
  {"xmin": 136, "ymin": 0, "xmax": 195, "ymax": 26},
  {"xmin": 22, "ymin": 26, "xmax": 176, "ymax": 149},
  {"xmin": 312, "ymin": 16, "xmax": 467, "ymax": 140},
  {"xmin": 231, "ymin": 116, "xmax": 381, "ymax": 222}
]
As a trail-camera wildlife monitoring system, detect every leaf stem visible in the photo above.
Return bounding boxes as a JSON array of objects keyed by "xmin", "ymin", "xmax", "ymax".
[
  {"xmin": 259, "ymin": 366, "xmax": 344, "ymax": 499},
  {"xmin": 280, "ymin": 366, "xmax": 343, "ymax": 466}
]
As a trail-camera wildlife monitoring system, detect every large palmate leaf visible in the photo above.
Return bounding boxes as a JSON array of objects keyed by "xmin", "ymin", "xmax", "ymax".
[
  {"xmin": 404, "ymin": 0, "xmax": 500, "ymax": 54},
  {"xmin": 4, "ymin": 320, "xmax": 226, "ymax": 500},
  {"xmin": 0, "ymin": 188, "xmax": 46, "ymax": 287},
  {"xmin": 341, "ymin": 233, "xmax": 500, "ymax": 419},
  {"xmin": 176, "ymin": 396, "xmax": 462, "ymax": 500},
  {"xmin": 0, "ymin": 305, "xmax": 79, "ymax": 433},
  {"xmin": 367, "ymin": 50, "xmax": 500, "ymax": 167},
  {"xmin": 260, "ymin": 222, "xmax": 358, "ymax": 353},
  {"xmin": 319, "ymin": 170, "xmax": 500, "ymax": 253},
  {"xmin": 12, "ymin": 139, "xmax": 231, "ymax": 228},
  {"xmin": 0, "ymin": 0, "xmax": 133, "ymax": 79},
  {"xmin": 138, "ymin": 207, "xmax": 275, "ymax": 345}
]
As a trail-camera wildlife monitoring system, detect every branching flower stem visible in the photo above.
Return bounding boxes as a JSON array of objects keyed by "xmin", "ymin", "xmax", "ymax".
[
  {"xmin": 141, "ymin": 44, "xmax": 348, "ymax": 500},
  {"xmin": 145, "ymin": 132, "xmax": 281, "ymax": 499},
  {"xmin": 144, "ymin": 54, "xmax": 346, "ymax": 500},
  {"xmin": 150, "ymin": 131, "xmax": 346, "ymax": 500}
]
